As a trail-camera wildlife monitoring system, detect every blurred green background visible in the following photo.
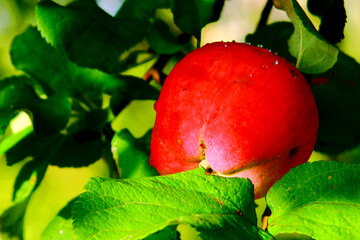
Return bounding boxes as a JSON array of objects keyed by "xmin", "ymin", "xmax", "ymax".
[{"xmin": 0, "ymin": 0, "xmax": 359, "ymax": 239}]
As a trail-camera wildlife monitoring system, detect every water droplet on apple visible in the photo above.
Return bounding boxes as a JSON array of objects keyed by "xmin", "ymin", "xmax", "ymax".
[
  {"xmin": 272, "ymin": 60, "xmax": 279, "ymax": 65},
  {"xmin": 257, "ymin": 44, "xmax": 263, "ymax": 48},
  {"xmin": 261, "ymin": 64, "xmax": 269, "ymax": 69},
  {"xmin": 224, "ymin": 44, "xmax": 228, "ymax": 47},
  {"xmin": 249, "ymin": 74, "xmax": 253, "ymax": 77}
]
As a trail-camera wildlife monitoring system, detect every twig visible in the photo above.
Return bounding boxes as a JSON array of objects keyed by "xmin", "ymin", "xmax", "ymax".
[{"xmin": 256, "ymin": 0, "xmax": 274, "ymax": 31}]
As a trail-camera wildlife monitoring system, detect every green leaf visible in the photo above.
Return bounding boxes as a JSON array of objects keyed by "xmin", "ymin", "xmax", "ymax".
[
  {"xmin": 310, "ymin": 51, "xmax": 360, "ymax": 154},
  {"xmin": 0, "ymin": 198, "xmax": 30, "ymax": 239},
  {"xmin": 0, "ymin": 76, "xmax": 71, "ymax": 137},
  {"xmin": 5, "ymin": 131, "xmax": 104, "ymax": 168},
  {"xmin": 12, "ymin": 160, "xmax": 47, "ymax": 202},
  {"xmin": 266, "ymin": 161, "xmax": 360, "ymax": 239},
  {"xmin": 0, "ymin": 76, "xmax": 36, "ymax": 138},
  {"xmin": 73, "ymin": 168, "xmax": 272, "ymax": 240},
  {"xmin": 0, "ymin": 126, "xmax": 32, "ymax": 155},
  {"xmin": 5, "ymin": 133, "xmax": 57, "ymax": 166},
  {"xmin": 245, "ymin": 22, "xmax": 296, "ymax": 64},
  {"xmin": 50, "ymin": 134, "xmax": 104, "ymax": 168},
  {"xmin": 274, "ymin": 0, "xmax": 339, "ymax": 73},
  {"xmin": 42, "ymin": 198, "xmax": 77, "ymax": 240},
  {"xmin": 116, "ymin": 0, "xmax": 171, "ymax": 19},
  {"xmin": 110, "ymin": 75, "xmax": 160, "ymax": 103},
  {"xmin": 10, "ymin": 26, "xmax": 159, "ymax": 101},
  {"xmin": 111, "ymin": 128, "xmax": 158, "ymax": 178},
  {"xmin": 0, "ymin": 160, "xmax": 48, "ymax": 239},
  {"xmin": 35, "ymin": 0, "xmax": 150, "ymax": 72},
  {"xmin": 171, "ymin": 0, "xmax": 225, "ymax": 40},
  {"xmin": 148, "ymin": 19, "xmax": 186, "ymax": 54}
]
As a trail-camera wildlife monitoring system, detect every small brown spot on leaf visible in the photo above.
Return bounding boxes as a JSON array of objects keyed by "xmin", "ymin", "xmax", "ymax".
[
  {"xmin": 328, "ymin": 175, "xmax": 332, "ymax": 180},
  {"xmin": 214, "ymin": 198, "xmax": 224, "ymax": 205},
  {"xmin": 235, "ymin": 210, "xmax": 243, "ymax": 216}
]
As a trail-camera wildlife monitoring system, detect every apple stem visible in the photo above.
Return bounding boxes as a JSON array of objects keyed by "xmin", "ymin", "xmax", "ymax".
[{"xmin": 199, "ymin": 160, "xmax": 220, "ymax": 176}]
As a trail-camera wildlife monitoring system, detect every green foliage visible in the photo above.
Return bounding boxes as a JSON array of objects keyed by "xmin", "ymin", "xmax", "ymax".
[
  {"xmin": 0, "ymin": 0, "xmax": 359, "ymax": 239},
  {"xmin": 171, "ymin": 0, "xmax": 224, "ymax": 41},
  {"xmin": 36, "ymin": 0, "xmax": 150, "ymax": 72},
  {"xmin": 0, "ymin": 159, "xmax": 47, "ymax": 238},
  {"xmin": 273, "ymin": 0, "xmax": 338, "ymax": 74},
  {"xmin": 311, "ymin": 52, "xmax": 360, "ymax": 154},
  {"xmin": 72, "ymin": 168, "xmax": 272, "ymax": 240},
  {"xmin": 111, "ymin": 128, "xmax": 159, "ymax": 178},
  {"xmin": 0, "ymin": 76, "xmax": 71, "ymax": 138},
  {"xmin": 41, "ymin": 198, "xmax": 77, "ymax": 240},
  {"xmin": 267, "ymin": 161, "xmax": 360, "ymax": 239},
  {"xmin": 148, "ymin": 19, "xmax": 186, "ymax": 54}
]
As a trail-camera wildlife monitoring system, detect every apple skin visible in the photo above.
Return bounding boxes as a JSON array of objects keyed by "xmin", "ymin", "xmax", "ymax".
[{"xmin": 150, "ymin": 42, "xmax": 318, "ymax": 199}]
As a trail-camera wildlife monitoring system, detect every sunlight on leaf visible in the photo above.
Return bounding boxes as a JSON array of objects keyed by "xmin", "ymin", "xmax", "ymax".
[
  {"xmin": 111, "ymin": 128, "xmax": 158, "ymax": 179},
  {"xmin": 274, "ymin": 0, "xmax": 338, "ymax": 73},
  {"xmin": 267, "ymin": 161, "xmax": 360, "ymax": 239},
  {"xmin": 73, "ymin": 168, "xmax": 273, "ymax": 240}
]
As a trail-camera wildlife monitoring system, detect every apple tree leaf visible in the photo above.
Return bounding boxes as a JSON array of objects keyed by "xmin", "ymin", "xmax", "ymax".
[
  {"xmin": 115, "ymin": 0, "xmax": 171, "ymax": 19},
  {"xmin": 0, "ymin": 198, "xmax": 30, "ymax": 239},
  {"xmin": 35, "ymin": 0, "xmax": 150, "ymax": 72},
  {"xmin": 72, "ymin": 168, "xmax": 273, "ymax": 240},
  {"xmin": 111, "ymin": 128, "xmax": 158, "ymax": 179},
  {"xmin": 171, "ymin": 0, "xmax": 225, "ymax": 40},
  {"xmin": 0, "ymin": 76, "xmax": 71, "ymax": 138},
  {"xmin": 42, "ymin": 198, "xmax": 77, "ymax": 240},
  {"xmin": 274, "ymin": 0, "xmax": 339, "ymax": 74},
  {"xmin": 266, "ymin": 161, "xmax": 360, "ymax": 239},
  {"xmin": 10, "ymin": 26, "xmax": 159, "ymax": 101},
  {"xmin": 148, "ymin": 19, "xmax": 186, "ymax": 55},
  {"xmin": 0, "ymin": 76, "xmax": 37, "ymax": 138},
  {"xmin": 310, "ymin": 51, "xmax": 360, "ymax": 154},
  {"xmin": 0, "ymin": 160, "xmax": 48, "ymax": 239},
  {"xmin": 0, "ymin": 125, "xmax": 32, "ymax": 155},
  {"xmin": 5, "ymin": 130, "xmax": 104, "ymax": 168}
]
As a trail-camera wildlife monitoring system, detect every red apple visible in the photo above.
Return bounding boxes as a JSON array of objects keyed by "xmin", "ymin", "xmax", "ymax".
[{"xmin": 150, "ymin": 42, "xmax": 318, "ymax": 199}]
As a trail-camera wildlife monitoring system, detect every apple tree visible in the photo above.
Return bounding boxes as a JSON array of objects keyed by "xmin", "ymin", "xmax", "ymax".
[{"xmin": 0, "ymin": 0, "xmax": 359, "ymax": 239}]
